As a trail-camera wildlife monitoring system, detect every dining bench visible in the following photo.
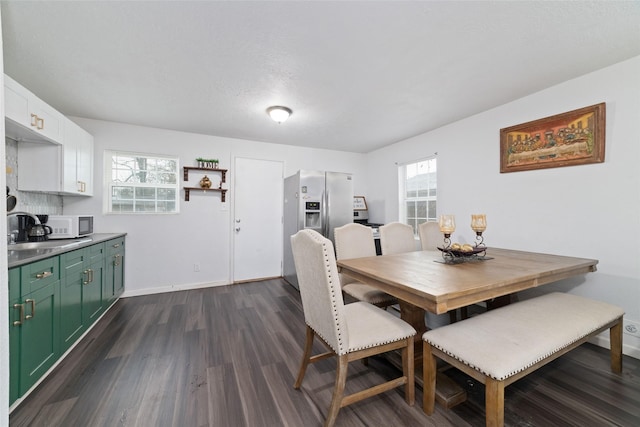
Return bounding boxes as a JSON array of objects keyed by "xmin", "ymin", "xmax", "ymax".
[{"xmin": 422, "ymin": 292, "xmax": 624, "ymax": 427}]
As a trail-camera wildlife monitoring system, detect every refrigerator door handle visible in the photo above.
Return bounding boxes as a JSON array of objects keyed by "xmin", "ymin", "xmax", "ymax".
[{"xmin": 323, "ymin": 190, "xmax": 329, "ymax": 237}]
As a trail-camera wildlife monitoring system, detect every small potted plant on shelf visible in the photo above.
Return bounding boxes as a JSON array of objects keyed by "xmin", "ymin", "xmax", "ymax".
[{"xmin": 196, "ymin": 157, "xmax": 219, "ymax": 168}]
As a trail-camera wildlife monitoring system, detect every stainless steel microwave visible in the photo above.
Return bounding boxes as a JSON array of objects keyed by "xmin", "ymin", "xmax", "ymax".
[{"xmin": 47, "ymin": 215, "xmax": 94, "ymax": 239}]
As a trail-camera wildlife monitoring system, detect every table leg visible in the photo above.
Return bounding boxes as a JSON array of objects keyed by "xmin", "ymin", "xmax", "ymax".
[{"xmin": 398, "ymin": 301, "xmax": 467, "ymax": 409}]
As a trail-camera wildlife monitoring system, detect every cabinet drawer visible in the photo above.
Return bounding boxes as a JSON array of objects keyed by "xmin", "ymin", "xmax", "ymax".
[
  {"xmin": 20, "ymin": 257, "xmax": 60, "ymax": 295},
  {"xmin": 60, "ymin": 248, "xmax": 88, "ymax": 276},
  {"xmin": 87, "ymin": 242, "xmax": 105, "ymax": 263},
  {"xmin": 107, "ymin": 237, "xmax": 125, "ymax": 256}
]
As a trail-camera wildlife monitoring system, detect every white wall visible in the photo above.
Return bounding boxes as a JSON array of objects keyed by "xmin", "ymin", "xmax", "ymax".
[
  {"xmin": 62, "ymin": 119, "xmax": 366, "ymax": 296},
  {"xmin": 365, "ymin": 56, "xmax": 640, "ymax": 357}
]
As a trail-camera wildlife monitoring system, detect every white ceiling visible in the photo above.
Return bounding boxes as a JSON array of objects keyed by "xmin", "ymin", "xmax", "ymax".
[{"xmin": 2, "ymin": 1, "xmax": 639, "ymax": 153}]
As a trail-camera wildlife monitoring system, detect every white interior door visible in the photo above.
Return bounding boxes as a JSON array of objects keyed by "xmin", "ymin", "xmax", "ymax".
[{"xmin": 233, "ymin": 157, "xmax": 283, "ymax": 282}]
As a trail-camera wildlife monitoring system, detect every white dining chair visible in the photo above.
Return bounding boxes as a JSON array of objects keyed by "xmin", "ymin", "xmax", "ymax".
[
  {"xmin": 379, "ymin": 222, "xmax": 416, "ymax": 255},
  {"xmin": 418, "ymin": 221, "xmax": 441, "ymax": 251},
  {"xmin": 334, "ymin": 223, "xmax": 398, "ymax": 308},
  {"xmin": 290, "ymin": 229, "xmax": 416, "ymax": 427}
]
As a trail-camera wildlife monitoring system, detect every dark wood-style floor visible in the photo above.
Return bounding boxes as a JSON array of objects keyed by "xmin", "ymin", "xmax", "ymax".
[{"xmin": 9, "ymin": 279, "xmax": 640, "ymax": 426}]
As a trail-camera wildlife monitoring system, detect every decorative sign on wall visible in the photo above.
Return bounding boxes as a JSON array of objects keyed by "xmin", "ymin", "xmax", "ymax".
[
  {"xmin": 354, "ymin": 196, "xmax": 367, "ymax": 210},
  {"xmin": 500, "ymin": 102, "xmax": 606, "ymax": 173}
]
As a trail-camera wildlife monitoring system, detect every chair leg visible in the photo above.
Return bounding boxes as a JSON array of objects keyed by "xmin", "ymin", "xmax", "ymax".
[
  {"xmin": 324, "ymin": 354, "xmax": 348, "ymax": 427},
  {"xmin": 294, "ymin": 325, "xmax": 315, "ymax": 389},
  {"xmin": 402, "ymin": 337, "xmax": 415, "ymax": 405},
  {"xmin": 485, "ymin": 378, "xmax": 505, "ymax": 427},
  {"xmin": 422, "ymin": 341, "xmax": 436, "ymax": 415},
  {"xmin": 610, "ymin": 319, "xmax": 623, "ymax": 374}
]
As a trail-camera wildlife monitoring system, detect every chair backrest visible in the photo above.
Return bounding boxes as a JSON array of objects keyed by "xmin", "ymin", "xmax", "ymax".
[
  {"xmin": 418, "ymin": 221, "xmax": 441, "ymax": 251},
  {"xmin": 379, "ymin": 222, "xmax": 416, "ymax": 255},
  {"xmin": 290, "ymin": 229, "xmax": 349, "ymax": 355},
  {"xmin": 334, "ymin": 223, "xmax": 376, "ymax": 260}
]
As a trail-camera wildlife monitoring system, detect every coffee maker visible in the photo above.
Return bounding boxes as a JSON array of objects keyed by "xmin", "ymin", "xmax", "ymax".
[{"xmin": 12, "ymin": 214, "xmax": 52, "ymax": 242}]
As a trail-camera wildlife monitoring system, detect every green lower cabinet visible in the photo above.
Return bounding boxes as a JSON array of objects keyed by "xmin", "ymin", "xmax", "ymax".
[
  {"xmin": 9, "ymin": 267, "xmax": 21, "ymax": 406},
  {"xmin": 85, "ymin": 257, "xmax": 105, "ymax": 323},
  {"xmin": 59, "ymin": 243, "xmax": 106, "ymax": 352},
  {"xmin": 9, "ymin": 236, "xmax": 125, "ymax": 407},
  {"xmin": 17, "ymin": 280, "xmax": 61, "ymax": 396},
  {"xmin": 86, "ymin": 242, "xmax": 106, "ymax": 322},
  {"xmin": 59, "ymin": 249, "xmax": 88, "ymax": 353},
  {"xmin": 105, "ymin": 237, "xmax": 125, "ymax": 306},
  {"xmin": 9, "ymin": 297, "xmax": 21, "ymax": 406}
]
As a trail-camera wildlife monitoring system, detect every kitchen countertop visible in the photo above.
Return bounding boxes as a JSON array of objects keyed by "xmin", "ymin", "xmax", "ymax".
[{"xmin": 8, "ymin": 233, "xmax": 127, "ymax": 268}]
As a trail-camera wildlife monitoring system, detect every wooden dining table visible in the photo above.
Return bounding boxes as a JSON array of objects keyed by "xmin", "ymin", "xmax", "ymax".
[{"xmin": 337, "ymin": 247, "xmax": 598, "ymax": 407}]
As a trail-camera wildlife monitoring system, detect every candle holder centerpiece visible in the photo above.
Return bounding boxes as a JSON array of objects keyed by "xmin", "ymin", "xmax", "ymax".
[{"xmin": 436, "ymin": 214, "xmax": 490, "ymax": 263}]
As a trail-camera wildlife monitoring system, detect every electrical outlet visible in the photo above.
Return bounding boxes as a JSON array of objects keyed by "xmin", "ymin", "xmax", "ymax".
[
  {"xmin": 623, "ymin": 320, "xmax": 640, "ymax": 338},
  {"xmin": 193, "ymin": 263, "xmax": 200, "ymax": 272}
]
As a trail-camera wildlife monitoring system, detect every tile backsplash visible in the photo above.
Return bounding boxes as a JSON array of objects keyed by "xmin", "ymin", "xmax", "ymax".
[{"xmin": 6, "ymin": 137, "xmax": 63, "ymax": 215}]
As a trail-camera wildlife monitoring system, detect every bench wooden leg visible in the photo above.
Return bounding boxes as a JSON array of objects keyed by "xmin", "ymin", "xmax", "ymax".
[
  {"xmin": 422, "ymin": 341, "xmax": 437, "ymax": 415},
  {"xmin": 610, "ymin": 318, "xmax": 623, "ymax": 374},
  {"xmin": 485, "ymin": 378, "xmax": 505, "ymax": 427}
]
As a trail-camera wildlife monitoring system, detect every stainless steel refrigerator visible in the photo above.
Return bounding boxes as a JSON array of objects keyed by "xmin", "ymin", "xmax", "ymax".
[{"xmin": 283, "ymin": 170, "xmax": 354, "ymax": 289}]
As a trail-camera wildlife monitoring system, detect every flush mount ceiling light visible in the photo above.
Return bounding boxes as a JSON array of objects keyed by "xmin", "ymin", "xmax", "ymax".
[{"xmin": 267, "ymin": 106, "xmax": 292, "ymax": 123}]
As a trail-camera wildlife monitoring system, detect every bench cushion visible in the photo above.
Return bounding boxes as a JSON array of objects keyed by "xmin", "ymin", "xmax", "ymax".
[{"xmin": 423, "ymin": 292, "xmax": 624, "ymax": 381}]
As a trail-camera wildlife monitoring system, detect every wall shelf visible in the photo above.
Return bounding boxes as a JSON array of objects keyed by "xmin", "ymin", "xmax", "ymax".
[
  {"xmin": 183, "ymin": 166, "xmax": 227, "ymax": 183},
  {"xmin": 183, "ymin": 166, "xmax": 228, "ymax": 202},
  {"xmin": 184, "ymin": 187, "xmax": 227, "ymax": 202}
]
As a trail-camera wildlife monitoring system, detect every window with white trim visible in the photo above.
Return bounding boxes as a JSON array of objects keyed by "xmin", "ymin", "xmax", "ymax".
[
  {"xmin": 399, "ymin": 157, "xmax": 437, "ymax": 235},
  {"xmin": 105, "ymin": 150, "xmax": 179, "ymax": 213}
]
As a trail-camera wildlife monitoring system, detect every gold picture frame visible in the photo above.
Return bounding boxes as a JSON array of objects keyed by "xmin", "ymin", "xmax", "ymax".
[{"xmin": 500, "ymin": 103, "xmax": 605, "ymax": 173}]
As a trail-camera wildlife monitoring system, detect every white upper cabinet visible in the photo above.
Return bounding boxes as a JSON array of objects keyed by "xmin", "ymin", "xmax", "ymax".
[
  {"xmin": 4, "ymin": 74, "xmax": 64, "ymax": 144},
  {"xmin": 63, "ymin": 118, "xmax": 94, "ymax": 195},
  {"xmin": 17, "ymin": 118, "xmax": 94, "ymax": 196},
  {"xmin": 7, "ymin": 73, "xmax": 96, "ymax": 197}
]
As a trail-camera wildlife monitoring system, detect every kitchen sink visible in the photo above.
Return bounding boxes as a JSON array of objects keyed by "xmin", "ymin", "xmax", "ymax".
[{"xmin": 8, "ymin": 238, "xmax": 93, "ymax": 251}]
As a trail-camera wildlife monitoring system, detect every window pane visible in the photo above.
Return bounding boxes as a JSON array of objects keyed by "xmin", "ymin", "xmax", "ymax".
[
  {"xmin": 135, "ymin": 188, "xmax": 156, "ymax": 200},
  {"xmin": 427, "ymin": 200, "xmax": 437, "ymax": 220},
  {"xmin": 107, "ymin": 151, "xmax": 180, "ymax": 214},
  {"xmin": 400, "ymin": 157, "xmax": 437, "ymax": 229},
  {"xmin": 136, "ymin": 201, "xmax": 156, "ymax": 212}
]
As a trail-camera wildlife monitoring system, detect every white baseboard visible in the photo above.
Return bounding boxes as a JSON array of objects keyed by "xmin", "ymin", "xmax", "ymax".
[
  {"xmin": 590, "ymin": 333, "xmax": 640, "ymax": 360},
  {"xmin": 121, "ymin": 280, "xmax": 229, "ymax": 298}
]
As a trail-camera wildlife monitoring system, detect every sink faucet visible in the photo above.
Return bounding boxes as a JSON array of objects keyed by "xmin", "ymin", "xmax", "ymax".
[{"xmin": 6, "ymin": 211, "xmax": 41, "ymax": 244}]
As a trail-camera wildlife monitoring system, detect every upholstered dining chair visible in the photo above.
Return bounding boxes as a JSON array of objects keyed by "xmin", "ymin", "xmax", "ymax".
[
  {"xmin": 418, "ymin": 221, "xmax": 441, "ymax": 251},
  {"xmin": 290, "ymin": 229, "xmax": 416, "ymax": 427},
  {"xmin": 334, "ymin": 223, "xmax": 398, "ymax": 308},
  {"xmin": 379, "ymin": 222, "xmax": 416, "ymax": 255}
]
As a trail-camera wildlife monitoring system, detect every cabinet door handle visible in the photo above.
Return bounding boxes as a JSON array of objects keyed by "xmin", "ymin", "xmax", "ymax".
[
  {"xmin": 112, "ymin": 243, "xmax": 120, "ymax": 248},
  {"xmin": 30, "ymin": 113, "xmax": 38, "ymax": 127},
  {"xmin": 36, "ymin": 117, "xmax": 44, "ymax": 130},
  {"xmin": 36, "ymin": 271, "xmax": 52, "ymax": 279},
  {"xmin": 25, "ymin": 299, "xmax": 35, "ymax": 320},
  {"xmin": 114, "ymin": 254, "xmax": 121, "ymax": 266},
  {"xmin": 13, "ymin": 303, "xmax": 25, "ymax": 326},
  {"xmin": 83, "ymin": 269, "xmax": 90, "ymax": 285}
]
